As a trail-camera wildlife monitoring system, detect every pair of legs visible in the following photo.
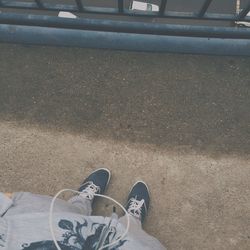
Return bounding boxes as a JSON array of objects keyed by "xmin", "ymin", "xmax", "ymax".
[
  {"xmin": 4, "ymin": 168, "xmax": 150, "ymax": 228},
  {"xmin": 68, "ymin": 168, "xmax": 150, "ymax": 226},
  {"xmin": 2, "ymin": 169, "xmax": 165, "ymax": 249}
]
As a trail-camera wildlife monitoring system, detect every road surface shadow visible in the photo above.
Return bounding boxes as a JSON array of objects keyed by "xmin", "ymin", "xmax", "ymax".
[{"xmin": 0, "ymin": 44, "xmax": 249, "ymax": 156}]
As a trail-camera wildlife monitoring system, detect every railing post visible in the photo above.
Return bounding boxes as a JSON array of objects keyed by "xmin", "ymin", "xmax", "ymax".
[
  {"xmin": 35, "ymin": 0, "xmax": 44, "ymax": 8},
  {"xmin": 75, "ymin": 0, "xmax": 84, "ymax": 12},
  {"xmin": 198, "ymin": 0, "xmax": 213, "ymax": 17},
  {"xmin": 118, "ymin": 0, "xmax": 124, "ymax": 13},
  {"xmin": 237, "ymin": 2, "xmax": 250, "ymax": 19},
  {"xmin": 159, "ymin": 0, "xmax": 167, "ymax": 16}
]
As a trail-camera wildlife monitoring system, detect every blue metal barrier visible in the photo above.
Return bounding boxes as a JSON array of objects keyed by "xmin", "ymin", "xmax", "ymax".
[{"xmin": 0, "ymin": 0, "xmax": 250, "ymax": 55}]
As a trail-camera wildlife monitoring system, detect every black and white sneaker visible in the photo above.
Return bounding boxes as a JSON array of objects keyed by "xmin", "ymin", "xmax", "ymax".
[
  {"xmin": 125, "ymin": 181, "xmax": 150, "ymax": 224},
  {"xmin": 79, "ymin": 168, "xmax": 111, "ymax": 203}
]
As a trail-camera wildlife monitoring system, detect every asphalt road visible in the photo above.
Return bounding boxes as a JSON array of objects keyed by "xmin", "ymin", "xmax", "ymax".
[
  {"xmin": 0, "ymin": 44, "xmax": 249, "ymax": 156},
  {"xmin": 0, "ymin": 44, "xmax": 250, "ymax": 249}
]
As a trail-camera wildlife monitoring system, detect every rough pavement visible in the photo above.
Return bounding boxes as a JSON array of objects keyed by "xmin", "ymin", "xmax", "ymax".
[{"xmin": 0, "ymin": 44, "xmax": 250, "ymax": 249}]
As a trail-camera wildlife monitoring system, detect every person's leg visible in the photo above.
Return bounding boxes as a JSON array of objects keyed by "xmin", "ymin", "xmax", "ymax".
[
  {"xmin": 3, "ymin": 191, "xmax": 83, "ymax": 216},
  {"xmin": 119, "ymin": 181, "xmax": 150, "ymax": 234},
  {"xmin": 125, "ymin": 181, "xmax": 150, "ymax": 223},
  {"xmin": 119, "ymin": 214, "xmax": 166, "ymax": 249},
  {"xmin": 67, "ymin": 168, "xmax": 111, "ymax": 216},
  {"xmin": 119, "ymin": 181, "xmax": 166, "ymax": 249},
  {"xmin": 3, "ymin": 168, "xmax": 111, "ymax": 217},
  {"xmin": 119, "ymin": 213, "xmax": 142, "ymax": 234},
  {"xmin": 67, "ymin": 194, "xmax": 92, "ymax": 216}
]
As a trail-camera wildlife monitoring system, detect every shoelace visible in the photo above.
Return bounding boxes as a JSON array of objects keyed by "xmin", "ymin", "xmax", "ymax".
[
  {"xmin": 80, "ymin": 181, "xmax": 100, "ymax": 200},
  {"xmin": 50, "ymin": 188, "xmax": 131, "ymax": 250},
  {"xmin": 127, "ymin": 198, "xmax": 146, "ymax": 219}
]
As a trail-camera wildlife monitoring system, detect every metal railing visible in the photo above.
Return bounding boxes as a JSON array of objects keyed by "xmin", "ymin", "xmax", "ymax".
[{"xmin": 0, "ymin": 0, "xmax": 250, "ymax": 55}]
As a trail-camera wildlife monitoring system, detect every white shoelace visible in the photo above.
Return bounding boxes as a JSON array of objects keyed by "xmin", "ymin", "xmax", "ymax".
[
  {"xmin": 49, "ymin": 189, "xmax": 131, "ymax": 250},
  {"xmin": 80, "ymin": 181, "xmax": 100, "ymax": 200},
  {"xmin": 127, "ymin": 198, "xmax": 146, "ymax": 219}
]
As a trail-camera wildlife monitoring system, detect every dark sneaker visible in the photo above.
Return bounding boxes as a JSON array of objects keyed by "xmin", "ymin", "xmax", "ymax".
[
  {"xmin": 79, "ymin": 168, "xmax": 111, "ymax": 203},
  {"xmin": 125, "ymin": 181, "xmax": 150, "ymax": 224}
]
